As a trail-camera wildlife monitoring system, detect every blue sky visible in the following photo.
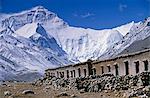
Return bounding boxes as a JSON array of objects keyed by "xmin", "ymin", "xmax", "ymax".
[{"xmin": 0, "ymin": 0, "xmax": 150, "ymax": 29}]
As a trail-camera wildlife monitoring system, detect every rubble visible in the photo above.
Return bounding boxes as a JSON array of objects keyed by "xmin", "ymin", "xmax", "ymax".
[{"xmin": 35, "ymin": 72, "xmax": 150, "ymax": 98}]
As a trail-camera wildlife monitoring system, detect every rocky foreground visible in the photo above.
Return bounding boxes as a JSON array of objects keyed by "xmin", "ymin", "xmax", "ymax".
[
  {"xmin": 0, "ymin": 82, "xmax": 126, "ymax": 98},
  {"xmin": 1, "ymin": 72, "xmax": 150, "ymax": 98}
]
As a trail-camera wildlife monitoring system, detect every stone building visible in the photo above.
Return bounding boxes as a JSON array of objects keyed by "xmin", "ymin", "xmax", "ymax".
[{"xmin": 45, "ymin": 49, "xmax": 150, "ymax": 79}]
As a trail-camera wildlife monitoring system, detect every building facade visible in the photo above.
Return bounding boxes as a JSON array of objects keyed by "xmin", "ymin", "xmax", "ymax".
[{"xmin": 45, "ymin": 49, "xmax": 150, "ymax": 79}]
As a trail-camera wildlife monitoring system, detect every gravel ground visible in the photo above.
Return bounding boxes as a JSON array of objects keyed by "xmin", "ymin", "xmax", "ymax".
[{"xmin": 0, "ymin": 82, "xmax": 128, "ymax": 98}]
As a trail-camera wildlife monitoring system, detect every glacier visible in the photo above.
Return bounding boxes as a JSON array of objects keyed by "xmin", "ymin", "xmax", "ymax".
[{"xmin": 0, "ymin": 6, "xmax": 149, "ymax": 81}]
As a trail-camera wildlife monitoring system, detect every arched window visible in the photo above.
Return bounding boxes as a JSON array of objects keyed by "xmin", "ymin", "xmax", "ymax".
[
  {"xmin": 78, "ymin": 68, "xmax": 81, "ymax": 77},
  {"xmin": 84, "ymin": 69, "xmax": 87, "ymax": 77},
  {"xmin": 143, "ymin": 60, "xmax": 148, "ymax": 71},
  {"xmin": 114, "ymin": 64, "xmax": 119, "ymax": 76},
  {"xmin": 124, "ymin": 61, "xmax": 129, "ymax": 75},
  {"xmin": 101, "ymin": 66, "xmax": 104, "ymax": 74},
  {"xmin": 134, "ymin": 61, "xmax": 139, "ymax": 73},
  {"xmin": 66, "ymin": 70, "xmax": 69, "ymax": 78}
]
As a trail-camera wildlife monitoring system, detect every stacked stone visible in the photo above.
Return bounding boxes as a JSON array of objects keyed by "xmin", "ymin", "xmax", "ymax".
[{"xmin": 35, "ymin": 72, "xmax": 150, "ymax": 97}]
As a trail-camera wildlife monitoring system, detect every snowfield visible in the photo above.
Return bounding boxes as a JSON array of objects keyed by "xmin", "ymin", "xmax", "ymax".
[{"xmin": 15, "ymin": 23, "xmax": 38, "ymax": 38}]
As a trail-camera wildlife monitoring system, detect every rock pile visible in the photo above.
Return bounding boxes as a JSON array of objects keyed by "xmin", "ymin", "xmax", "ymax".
[{"xmin": 34, "ymin": 72, "xmax": 150, "ymax": 98}]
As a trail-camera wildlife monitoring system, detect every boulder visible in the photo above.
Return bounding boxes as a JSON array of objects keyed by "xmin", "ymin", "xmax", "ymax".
[
  {"xmin": 138, "ymin": 94, "xmax": 148, "ymax": 98},
  {"xmin": 56, "ymin": 92, "xmax": 69, "ymax": 97},
  {"xmin": 70, "ymin": 94, "xmax": 77, "ymax": 97},
  {"xmin": 4, "ymin": 91, "xmax": 12, "ymax": 96},
  {"xmin": 80, "ymin": 89, "xmax": 85, "ymax": 93},
  {"xmin": 22, "ymin": 90, "xmax": 35, "ymax": 95}
]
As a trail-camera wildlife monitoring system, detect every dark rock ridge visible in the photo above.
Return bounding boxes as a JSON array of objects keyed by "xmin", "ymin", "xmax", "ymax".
[{"xmin": 120, "ymin": 34, "xmax": 150, "ymax": 55}]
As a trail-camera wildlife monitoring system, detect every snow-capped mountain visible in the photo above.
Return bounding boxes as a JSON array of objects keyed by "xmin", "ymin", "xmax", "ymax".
[
  {"xmin": 0, "ymin": 6, "xmax": 71, "ymax": 81},
  {"xmin": 0, "ymin": 6, "xmax": 149, "ymax": 81},
  {"xmin": 99, "ymin": 18, "xmax": 150, "ymax": 59}
]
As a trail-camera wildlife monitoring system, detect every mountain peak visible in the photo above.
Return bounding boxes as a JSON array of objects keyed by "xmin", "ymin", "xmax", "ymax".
[
  {"xmin": 30, "ymin": 5, "xmax": 54, "ymax": 15},
  {"xmin": 32, "ymin": 5, "xmax": 46, "ymax": 10},
  {"xmin": 1, "ymin": 6, "xmax": 68, "ymax": 31}
]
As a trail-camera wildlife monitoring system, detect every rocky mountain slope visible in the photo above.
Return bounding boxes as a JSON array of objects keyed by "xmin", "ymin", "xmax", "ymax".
[
  {"xmin": 120, "ymin": 34, "xmax": 150, "ymax": 55},
  {"xmin": 0, "ymin": 6, "xmax": 71, "ymax": 81}
]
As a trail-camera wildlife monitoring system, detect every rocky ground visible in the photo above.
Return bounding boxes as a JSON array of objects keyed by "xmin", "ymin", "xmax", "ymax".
[
  {"xmin": 1, "ymin": 72, "xmax": 150, "ymax": 98},
  {"xmin": 0, "ymin": 82, "xmax": 128, "ymax": 98}
]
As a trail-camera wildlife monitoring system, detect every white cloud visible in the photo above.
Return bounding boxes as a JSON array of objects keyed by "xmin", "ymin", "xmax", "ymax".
[
  {"xmin": 81, "ymin": 13, "xmax": 95, "ymax": 18},
  {"xmin": 119, "ymin": 4, "xmax": 127, "ymax": 12},
  {"xmin": 73, "ymin": 12, "xmax": 95, "ymax": 18},
  {"xmin": 73, "ymin": 13, "xmax": 78, "ymax": 17}
]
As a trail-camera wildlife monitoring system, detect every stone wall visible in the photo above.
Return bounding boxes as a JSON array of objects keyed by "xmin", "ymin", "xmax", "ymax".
[{"xmin": 35, "ymin": 72, "xmax": 150, "ymax": 98}]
